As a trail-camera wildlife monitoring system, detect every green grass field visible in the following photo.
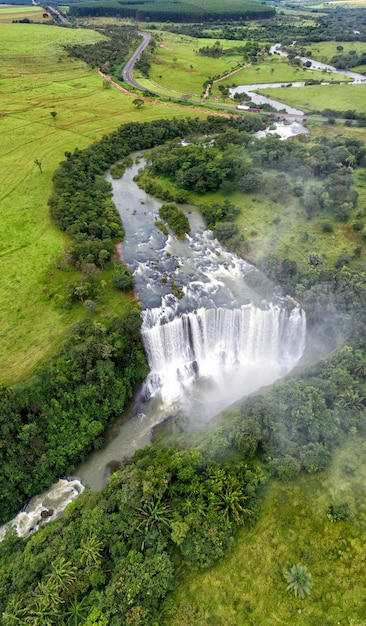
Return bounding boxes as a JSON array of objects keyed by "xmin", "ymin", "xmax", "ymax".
[
  {"xmin": 137, "ymin": 31, "xmax": 352, "ymax": 104},
  {"xmin": 0, "ymin": 5, "xmax": 46, "ymax": 22},
  {"xmin": 0, "ymin": 22, "xmax": 206, "ymax": 385},
  {"xmin": 296, "ymin": 40, "xmax": 366, "ymax": 65},
  {"xmin": 256, "ymin": 82, "xmax": 366, "ymax": 114},
  {"xmin": 163, "ymin": 439, "xmax": 366, "ymax": 625}
]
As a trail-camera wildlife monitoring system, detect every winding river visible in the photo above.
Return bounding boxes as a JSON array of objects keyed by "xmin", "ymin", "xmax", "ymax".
[
  {"xmin": 1, "ymin": 122, "xmax": 308, "ymax": 540},
  {"xmin": 229, "ymin": 43, "xmax": 366, "ymax": 115}
]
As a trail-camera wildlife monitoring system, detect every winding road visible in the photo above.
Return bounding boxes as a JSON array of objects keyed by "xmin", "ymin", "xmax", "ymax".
[{"xmin": 122, "ymin": 32, "xmax": 151, "ymax": 88}]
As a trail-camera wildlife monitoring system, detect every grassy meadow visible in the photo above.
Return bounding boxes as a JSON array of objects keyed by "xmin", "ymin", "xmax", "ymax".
[
  {"xmin": 256, "ymin": 82, "xmax": 366, "ymax": 114},
  {"xmin": 136, "ymin": 30, "xmax": 352, "ymax": 105},
  {"xmin": 163, "ymin": 439, "xmax": 366, "ymax": 626},
  {"xmin": 297, "ymin": 40, "xmax": 366, "ymax": 65},
  {"xmin": 0, "ymin": 5, "xmax": 47, "ymax": 22},
  {"xmin": 0, "ymin": 21, "xmax": 206, "ymax": 385}
]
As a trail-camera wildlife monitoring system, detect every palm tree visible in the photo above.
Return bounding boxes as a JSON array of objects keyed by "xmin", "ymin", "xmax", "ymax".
[
  {"xmin": 48, "ymin": 557, "xmax": 77, "ymax": 594},
  {"xmin": 137, "ymin": 496, "xmax": 172, "ymax": 535},
  {"xmin": 284, "ymin": 564, "xmax": 313, "ymax": 598},
  {"xmin": 352, "ymin": 355, "xmax": 366, "ymax": 380},
  {"xmin": 78, "ymin": 535, "xmax": 103, "ymax": 569},
  {"xmin": 338, "ymin": 389, "xmax": 365, "ymax": 411},
  {"xmin": 213, "ymin": 480, "xmax": 251, "ymax": 524},
  {"xmin": 64, "ymin": 595, "xmax": 90, "ymax": 626}
]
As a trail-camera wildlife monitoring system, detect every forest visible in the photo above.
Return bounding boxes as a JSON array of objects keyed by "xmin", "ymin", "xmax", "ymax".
[
  {"xmin": 165, "ymin": 8, "xmax": 366, "ymax": 43},
  {"xmin": 69, "ymin": 0, "xmax": 275, "ymax": 22}
]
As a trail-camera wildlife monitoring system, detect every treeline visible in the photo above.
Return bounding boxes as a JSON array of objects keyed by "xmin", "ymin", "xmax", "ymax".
[
  {"xmin": 330, "ymin": 49, "xmax": 366, "ymax": 70},
  {"xmin": 0, "ymin": 313, "xmax": 149, "ymax": 524},
  {"xmin": 66, "ymin": 25, "xmax": 139, "ymax": 76},
  {"xmin": 164, "ymin": 7, "xmax": 366, "ymax": 43},
  {"xmin": 69, "ymin": 0, "xmax": 275, "ymax": 22}
]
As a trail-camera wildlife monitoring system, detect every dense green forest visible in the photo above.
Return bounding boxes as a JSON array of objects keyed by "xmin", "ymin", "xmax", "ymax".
[
  {"xmin": 165, "ymin": 8, "xmax": 366, "ymax": 43},
  {"xmin": 69, "ymin": 0, "xmax": 275, "ymax": 22}
]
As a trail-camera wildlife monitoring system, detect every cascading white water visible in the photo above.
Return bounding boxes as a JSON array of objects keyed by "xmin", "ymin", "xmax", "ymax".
[
  {"xmin": 141, "ymin": 303, "xmax": 306, "ymax": 415},
  {"xmin": 108, "ymin": 154, "xmax": 307, "ymax": 420},
  {"xmin": 0, "ymin": 479, "xmax": 84, "ymax": 541}
]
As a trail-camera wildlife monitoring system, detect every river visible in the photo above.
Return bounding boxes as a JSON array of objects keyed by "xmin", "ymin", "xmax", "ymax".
[
  {"xmin": 229, "ymin": 43, "xmax": 366, "ymax": 115},
  {"xmin": 1, "ymin": 122, "xmax": 308, "ymax": 540}
]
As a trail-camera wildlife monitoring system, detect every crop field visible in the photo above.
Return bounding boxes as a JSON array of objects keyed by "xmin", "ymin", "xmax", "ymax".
[
  {"xmin": 163, "ymin": 439, "xmax": 366, "ymax": 625},
  {"xmin": 0, "ymin": 5, "xmax": 46, "ymax": 22},
  {"xmin": 0, "ymin": 23, "xmax": 206, "ymax": 384},
  {"xmin": 256, "ymin": 82, "xmax": 366, "ymax": 113}
]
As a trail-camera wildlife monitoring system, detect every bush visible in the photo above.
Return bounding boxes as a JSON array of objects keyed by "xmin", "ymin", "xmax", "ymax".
[
  {"xmin": 327, "ymin": 503, "xmax": 353, "ymax": 522},
  {"xmin": 159, "ymin": 204, "xmax": 190, "ymax": 238},
  {"xmin": 112, "ymin": 266, "xmax": 135, "ymax": 291},
  {"xmin": 322, "ymin": 221, "xmax": 334, "ymax": 233}
]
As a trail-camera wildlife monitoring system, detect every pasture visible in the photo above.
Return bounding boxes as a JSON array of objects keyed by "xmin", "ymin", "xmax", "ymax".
[
  {"xmin": 137, "ymin": 31, "xmax": 352, "ymax": 103},
  {"xmin": 0, "ymin": 23, "xmax": 205, "ymax": 384},
  {"xmin": 256, "ymin": 82, "xmax": 366, "ymax": 113},
  {"xmin": 293, "ymin": 40, "xmax": 366, "ymax": 65},
  {"xmin": 0, "ymin": 5, "xmax": 46, "ymax": 22},
  {"xmin": 163, "ymin": 439, "xmax": 366, "ymax": 626}
]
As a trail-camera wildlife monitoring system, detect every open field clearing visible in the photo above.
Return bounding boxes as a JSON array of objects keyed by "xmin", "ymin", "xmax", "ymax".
[
  {"xmin": 137, "ymin": 31, "xmax": 352, "ymax": 101},
  {"xmin": 0, "ymin": 23, "xmax": 206, "ymax": 384},
  {"xmin": 256, "ymin": 82, "xmax": 366, "ymax": 113},
  {"xmin": 163, "ymin": 439, "xmax": 366, "ymax": 626},
  {"xmin": 184, "ymin": 149, "xmax": 366, "ymax": 274},
  {"xmin": 0, "ymin": 5, "xmax": 46, "ymax": 22},
  {"xmin": 312, "ymin": 0, "xmax": 366, "ymax": 6},
  {"xmin": 292, "ymin": 40, "xmax": 366, "ymax": 65}
]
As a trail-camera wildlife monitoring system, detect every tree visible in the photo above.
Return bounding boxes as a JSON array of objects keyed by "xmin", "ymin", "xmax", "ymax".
[
  {"xmin": 133, "ymin": 98, "xmax": 144, "ymax": 109},
  {"xmin": 50, "ymin": 111, "xmax": 57, "ymax": 120},
  {"xmin": 78, "ymin": 535, "xmax": 103, "ymax": 569},
  {"xmin": 112, "ymin": 266, "xmax": 135, "ymax": 291},
  {"xmin": 34, "ymin": 158, "xmax": 42, "ymax": 173},
  {"xmin": 284, "ymin": 564, "xmax": 313, "ymax": 598}
]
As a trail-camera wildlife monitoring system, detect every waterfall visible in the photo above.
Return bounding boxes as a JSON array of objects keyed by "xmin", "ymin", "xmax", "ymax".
[{"xmin": 141, "ymin": 302, "xmax": 306, "ymax": 413}]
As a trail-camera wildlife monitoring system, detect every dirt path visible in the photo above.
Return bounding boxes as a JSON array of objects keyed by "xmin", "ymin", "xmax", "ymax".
[{"xmin": 97, "ymin": 69, "xmax": 236, "ymax": 118}]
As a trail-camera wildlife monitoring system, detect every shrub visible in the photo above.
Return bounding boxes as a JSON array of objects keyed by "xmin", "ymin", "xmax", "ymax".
[
  {"xmin": 112, "ymin": 266, "xmax": 135, "ymax": 291},
  {"xmin": 322, "ymin": 221, "xmax": 334, "ymax": 233},
  {"xmin": 327, "ymin": 503, "xmax": 353, "ymax": 522},
  {"xmin": 284, "ymin": 564, "xmax": 313, "ymax": 598}
]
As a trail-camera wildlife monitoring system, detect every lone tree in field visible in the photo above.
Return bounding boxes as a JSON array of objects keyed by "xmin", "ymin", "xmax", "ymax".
[
  {"xmin": 133, "ymin": 98, "xmax": 144, "ymax": 109},
  {"xmin": 50, "ymin": 111, "xmax": 57, "ymax": 120},
  {"xmin": 34, "ymin": 158, "xmax": 42, "ymax": 174},
  {"xmin": 284, "ymin": 564, "xmax": 313, "ymax": 598}
]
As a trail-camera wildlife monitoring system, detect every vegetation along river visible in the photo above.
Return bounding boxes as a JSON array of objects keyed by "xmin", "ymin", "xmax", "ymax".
[
  {"xmin": 1, "ymin": 122, "xmax": 308, "ymax": 540},
  {"xmin": 229, "ymin": 44, "xmax": 366, "ymax": 115}
]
